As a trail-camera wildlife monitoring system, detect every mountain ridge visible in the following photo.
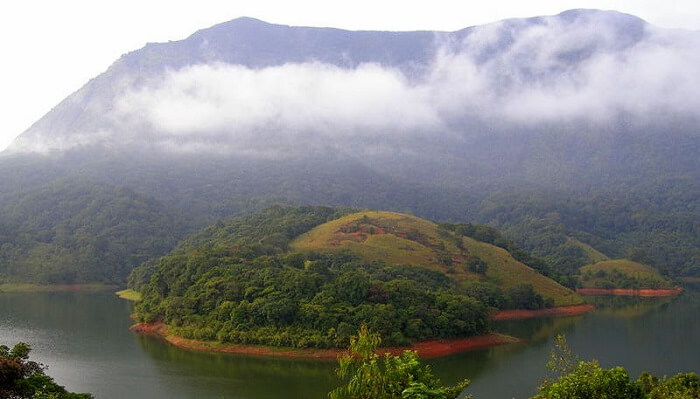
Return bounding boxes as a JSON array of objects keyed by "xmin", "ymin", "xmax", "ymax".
[{"xmin": 6, "ymin": 8, "xmax": 662, "ymax": 154}]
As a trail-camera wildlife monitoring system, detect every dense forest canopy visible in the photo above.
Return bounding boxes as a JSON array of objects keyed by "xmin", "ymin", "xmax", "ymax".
[
  {"xmin": 0, "ymin": 182, "xmax": 187, "ymax": 284},
  {"xmin": 0, "ymin": 159, "xmax": 694, "ymax": 287}
]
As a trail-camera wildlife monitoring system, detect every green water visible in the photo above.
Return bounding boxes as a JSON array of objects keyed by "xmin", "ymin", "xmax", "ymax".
[{"xmin": 0, "ymin": 285, "xmax": 697, "ymax": 398}]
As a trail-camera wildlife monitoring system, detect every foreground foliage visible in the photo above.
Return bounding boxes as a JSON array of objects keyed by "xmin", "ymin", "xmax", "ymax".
[
  {"xmin": 329, "ymin": 325, "xmax": 469, "ymax": 399},
  {"xmin": 0, "ymin": 343, "xmax": 93, "ymax": 399},
  {"xmin": 329, "ymin": 330, "xmax": 699, "ymax": 399},
  {"xmin": 535, "ymin": 335, "xmax": 699, "ymax": 399}
]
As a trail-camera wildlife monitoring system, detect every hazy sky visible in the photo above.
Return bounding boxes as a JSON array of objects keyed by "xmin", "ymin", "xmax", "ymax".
[{"xmin": 1, "ymin": 0, "xmax": 699, "ymax": 151}]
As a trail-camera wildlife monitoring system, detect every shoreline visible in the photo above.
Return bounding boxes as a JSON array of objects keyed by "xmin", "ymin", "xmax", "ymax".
[
  {"xmin": 115, "ymin": 289, "xmax": 142, "ymax": 301},
  {"xmin": 0, "ymin": 283, "xmax": 119, "ymax": 293},
  {"xmin": 491, "ymin": 304, "xmax": 595, "ymax": 321},
  {"xmin": 576, "ymin": 287, "xmax": 683, "ymax": 297},
  {"xmin": 131, "ymin": 321, "xmax": 520, "ymax": 359},
  {"xmin": 130, "ymin": 303, "xmax": 597, "ymax": 359}
]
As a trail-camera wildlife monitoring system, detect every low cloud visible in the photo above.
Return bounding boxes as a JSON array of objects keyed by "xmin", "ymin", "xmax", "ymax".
[
  {"xmin": 117, "ymin": 63, "xmax": 442, "ymax": 141},
  {"xmin": 16, "ymin": 12, "xmax": 700, "ymax": 154}
]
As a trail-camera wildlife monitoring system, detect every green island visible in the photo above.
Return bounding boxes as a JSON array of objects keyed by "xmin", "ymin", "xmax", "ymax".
[{"xmin": 129, "ymin": 206, "xmax": 583, "ymax": 351}]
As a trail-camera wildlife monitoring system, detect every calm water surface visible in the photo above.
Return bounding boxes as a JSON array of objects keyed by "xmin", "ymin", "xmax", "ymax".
[{"xmin": 0, "ymin": 285, "xmax": 697, "ymax": 399}]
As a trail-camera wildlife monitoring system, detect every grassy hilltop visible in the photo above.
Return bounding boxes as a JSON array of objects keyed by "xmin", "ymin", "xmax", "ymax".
[
  {"xmin": 578, "ymin": 259, "xmax": 675, "ymax": 289},
  {"xmin": 292, "ymin": 211, "xmax": 581, "ymax": 306}
]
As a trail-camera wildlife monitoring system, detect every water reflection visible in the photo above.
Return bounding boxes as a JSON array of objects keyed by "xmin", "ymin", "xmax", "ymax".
[
  {"xmin": 0, "ymin": 284, "xmax": 696, "ymax": 399},
  {"xmin": 584, "ymin": 295, "xmax": 675, "ymax": 318},
  {"xmin": 430, "ymin": 286, "xmax": 698, "ymax": 399},
  {"xmin": 135, "ymin": 335, "xmax": 337, "ymax": 399}
]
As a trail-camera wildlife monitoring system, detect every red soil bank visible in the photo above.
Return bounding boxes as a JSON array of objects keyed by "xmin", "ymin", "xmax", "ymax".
[
  {"xmin": 576, "ymin": 287, "xmax": 683, "ymax": 297},
  {"xmin": 491, "ymin": 304, "xmax": 595, "ymax": 321},
  {"xmin": 131, "ymin": 321, "xmax": 519, "ymax": 359}
]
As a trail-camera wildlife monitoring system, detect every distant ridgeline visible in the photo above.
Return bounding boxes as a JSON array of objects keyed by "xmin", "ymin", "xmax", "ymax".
[{"xmin": 130, "ymin": 206, "xmax": 581, "ymax": 348}]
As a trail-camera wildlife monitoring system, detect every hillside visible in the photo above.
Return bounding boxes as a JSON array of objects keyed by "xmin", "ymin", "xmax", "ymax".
[
  {"xmin": 291, "ymin": 211, "xmax": 581, "ymax": 306},
  {"xmin": 565, "ymin": 237, "xmax": 609, "ymax": 263},
  {"xmin": 0, "ymin": 182, "xmax": 186, "ymax": 284},
  {"xmin": 578, "ymin": 259, "xmax": 675, "ymax": 289},
  {"xmin": 130, "ymin": 207, "xmax": 581, "ymax": 349}
]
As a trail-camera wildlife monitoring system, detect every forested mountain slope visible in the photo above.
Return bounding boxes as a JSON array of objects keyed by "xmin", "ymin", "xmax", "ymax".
[{"xmin": 0, "ymin": 182, "xmax": 185, "ymax": 283}]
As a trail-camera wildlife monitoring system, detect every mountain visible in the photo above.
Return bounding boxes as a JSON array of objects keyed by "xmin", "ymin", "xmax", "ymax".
[
  {"xmin": 0, "ymin": 9, "xmax": 698, "ymax": 284},
  {"xmin": 7, "ymin": 10, "xmax": 661, "ymax": 155},
  {"xmin": 130, "ymin": 206, "xmax": 578, "ymax": 348}
]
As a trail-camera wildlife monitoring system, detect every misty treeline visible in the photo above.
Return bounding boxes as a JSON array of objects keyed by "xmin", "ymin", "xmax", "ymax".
[
  {"xmin": 0, "ymin": 151, "xmax": 696, "ymax": 285},
  {"xmin": 0, "ymin": 183, "xmax": 185, "ymax": 284},
  {"xmin": 129, "ymin": 207, "xmax": 552, "ymax": 348}
]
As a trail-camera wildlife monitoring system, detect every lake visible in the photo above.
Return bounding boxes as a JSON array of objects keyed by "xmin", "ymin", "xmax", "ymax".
[{"xmin": 1, "ymin": 284, "xmax": 697, "ymax": 398}]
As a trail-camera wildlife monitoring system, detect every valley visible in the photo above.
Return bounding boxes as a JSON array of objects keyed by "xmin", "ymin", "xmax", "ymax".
[{"xmin": 0, "ymin": 7, "xmax": 697, "ymax": 399}]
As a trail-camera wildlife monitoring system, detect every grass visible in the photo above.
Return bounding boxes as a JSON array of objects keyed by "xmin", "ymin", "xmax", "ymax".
[
  {"xmin": 578, "ymin": 259, "xmax": 674, "ymax": 289},
  {"xmin": 115, "ymin": 289, "xmax": 142, "ymax": 301},
  {"xmin": 462, "ymin": 237, "xmax": 583, "ymax": 306},
  {"xmin": 292, "ymin": 211, "xmax": 443, "ymax": 268},
  {"xmin": 565, "ymin": 237, "xmax": 609, "ymax": 263},
  {"xmin": 0, "ymin": 283, "xmax": 118, "ymax": 292},
  {"xmin": 291, "ymin": 211, "xmax": 582, "ymax": 306}
]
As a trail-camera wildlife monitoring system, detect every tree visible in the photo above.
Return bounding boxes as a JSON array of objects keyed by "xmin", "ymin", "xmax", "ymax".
[
  {"xmin": 640, "ymin": 372, "xmax": 699, "ymax": 399},
  {"xmin": 467, "ymin": 257, "xmax": 487, "ymax": 275},
  {"xmin": 0, "ymin": 342, "xmax": 93, "ymax": 399},
  {"xmin": 535, "ymin": 360, "xmax": 644, "ymax": 399},
  {"xmin": 507, "ymin": 284, "xmax": 545, "ymax": 309},
  {"xmin": 536, "ymin": 334, "xmax": 641, "ymax": 399},
  {"xmin": 544, "ymin": 334, "xmax": 580, "ymax": 381},
  {"xmin": 329, "ymin": 325, "xmax": 470, "ymax": 399},
  {"xmin": 535, "ymin": 335, "xmax": 699, "ymax": 399}
]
